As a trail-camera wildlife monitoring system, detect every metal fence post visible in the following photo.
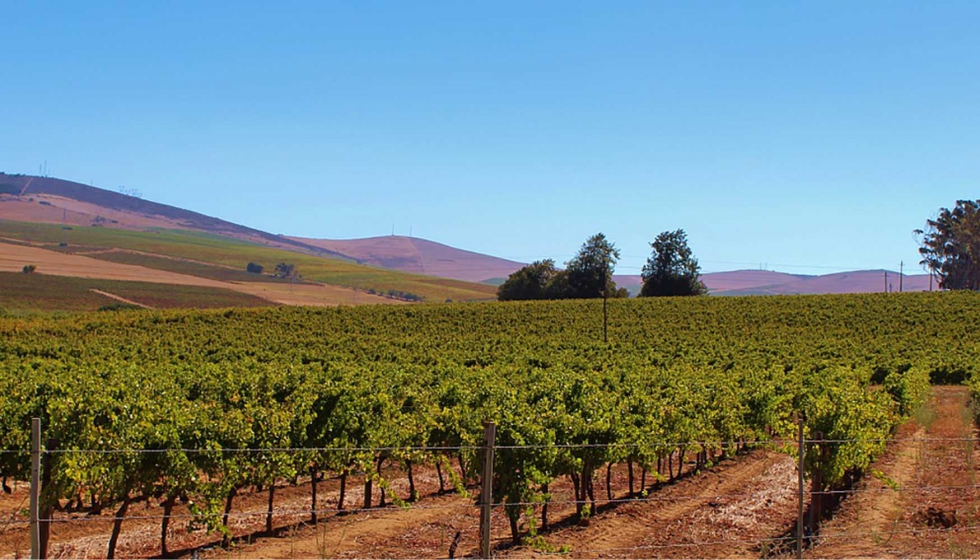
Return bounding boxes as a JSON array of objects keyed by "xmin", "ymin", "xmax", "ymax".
[{"xmin": 479, "ymin": 421, "xmax": 496, "ymax": 559}]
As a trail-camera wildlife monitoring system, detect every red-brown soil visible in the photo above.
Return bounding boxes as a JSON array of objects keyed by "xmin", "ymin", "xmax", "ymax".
[
  {"xmin": 812, "ymin": 385, "xmax": 980, "ymax": 558},
  {"xmin": 3, "ymin": 389, "xmax": 976, "ymax": 559}
]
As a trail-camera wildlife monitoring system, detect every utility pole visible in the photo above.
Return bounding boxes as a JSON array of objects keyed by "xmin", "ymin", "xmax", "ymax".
[
  {"xmin": 602, "ymin": 257, "xmax": 609, "ymax": 344},
  {"xmin": 899, "ymin": 261, "xmax": 904, "ymax": 292},
  {"xmin": 884, "ymin": 270, "xmax": 888, "ymax": 293}
]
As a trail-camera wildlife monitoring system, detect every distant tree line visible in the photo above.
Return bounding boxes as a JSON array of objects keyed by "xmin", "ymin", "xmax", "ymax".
[
  {"xmin": 497, "ymin": 230, "xmax": 706, "ymax": 301},
  {"xmin": 366, "ymin": 288, "xmax": 424, "ymax": 302},
  {"xmin": 497, "ymin": 233, "xmax": 629, "ymax": 301}
]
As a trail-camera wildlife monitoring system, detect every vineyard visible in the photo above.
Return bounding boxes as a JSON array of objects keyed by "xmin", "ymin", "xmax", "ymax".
[{"xmin": 1, "ymin": 292, "xmax": 979, "ymax": 557}]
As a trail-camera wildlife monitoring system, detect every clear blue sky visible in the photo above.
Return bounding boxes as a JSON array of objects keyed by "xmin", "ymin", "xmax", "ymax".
[{"xmin": 2, "ymin": 1, "xmax": 978, "ymax": 275}]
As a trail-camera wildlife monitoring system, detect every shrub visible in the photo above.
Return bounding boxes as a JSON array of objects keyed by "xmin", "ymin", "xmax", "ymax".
[
  {"xmin": 22, "ymin": 264, "xmax": 36, "ymax": 274},
  {"xmin": 246, "ymin": 262, "xmax": 264, "ymax": 274},
  {"xmin": 273, "ymin": 262, "xmax": 295, "ymax": 278},
  {"xmin": 98, "ymin": 303, "xmax": 144, "ymax": 312}
]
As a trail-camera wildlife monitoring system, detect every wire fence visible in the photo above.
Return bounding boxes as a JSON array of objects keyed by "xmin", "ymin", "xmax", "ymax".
[
  {"xmin": 1, "ymin": 433, "xmax": 977, "ymax": 558},
  {"xmin": 2, "ymin": 435, "xmax": 974, "ymax": 456}
]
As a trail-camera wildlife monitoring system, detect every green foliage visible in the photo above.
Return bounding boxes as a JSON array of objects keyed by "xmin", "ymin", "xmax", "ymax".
[
  {"xmin": 22, "ymin": 264, "xmax": 36, "ymax": 274},
  {"xmin": 273, "ymin": 262, "xmax": 296, "ymax": 278},
  {"xmin": 497, "ymin": 260, "xmax": 562, "ymax": 301},
  {"xmin": 246, "ymin": 262, "xmax": 264, "ymax": 274},
  {"xmin": 564, "ymin": 233, "xmax": 621, "ymax": 299},
  {"xmin": 883, "ymin": 366, "xmax": 930, "ymax": 417},
  {"xmin": 0, "ymin": 291, "xmax": 975, "ymax": 545},
  {"xmin": 916, "ymin": 200, "xmax": 980, "ymax": 290},
  {"xmin": 98, "ymin": 303, "xmax": 144, "ymax": 312},
  {"xmin": 498, "ymin": 234, "xmax": 626, "ymax": 301},
  {"xmin": 639, "ymin": 229, "xmax": 707, "ymax": 297}
]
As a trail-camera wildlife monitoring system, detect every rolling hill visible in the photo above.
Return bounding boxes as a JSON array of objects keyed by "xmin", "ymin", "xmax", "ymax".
[
  {"xmin": 614, "ymin": 269, "xmax": 932, "ymax": 296},
  {"xmin": 0, "ymin": 172, "xmax": 933, "ymax": 309},
  {"xmin": 289, "ymin": 235, "xmax": 525, "ymax": 283},
  {"xmin": 0, "ymin": 172, "xmax": 347, "ymax": 258},
  {"xmin": 292, "ymin": 232, "xmax": 933, "ymax": 297},
  {"xmin": 0, "ymin": 173, "xmax": 498, "ymax": 310}
]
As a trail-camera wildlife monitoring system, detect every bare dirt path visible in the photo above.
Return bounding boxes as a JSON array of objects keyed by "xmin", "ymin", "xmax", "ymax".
[
  {"xmin": 813, "ymin": 385, "xmax": 980, "ymax": 558},
  {"xmin": 88, "ymin": 289, "xmax": 154, "ymax": 309},
  {"xmin": 499, "ymin": 449, "xmax": 800, "ymax": 559}
]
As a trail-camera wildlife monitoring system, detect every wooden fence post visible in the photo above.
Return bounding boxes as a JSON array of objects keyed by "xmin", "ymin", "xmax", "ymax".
[
  {"xmin": 40, "ymin": 438, "xmax": 58, "ymax": 559},
  {"xmin": 796, "ymin": 414, "xmax": 805, "ymax": 559},
  {"xmin": 479, "ymin": 421, "xmax": 496, "ymax": 559},
  {"xmin": 809, "ymin": 432, "xmax": 823, "ymax": 539},
  {"xmin": 30, "ymin": 418, "xmax": 41, "ymax": 560}
]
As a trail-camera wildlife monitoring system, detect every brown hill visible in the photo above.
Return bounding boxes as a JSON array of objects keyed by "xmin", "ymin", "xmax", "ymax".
[
  {"xmin": 586, "ymin": 269, "xmax": 932, "ymax": 296},
  {"xmin": 295, "ymin": 230, "xmax": 935, "ymax": 297},
  {"xmin": 701, "ymin": 269, "xmax": 932, "ymax": 295},
  {"xmin": 290, "ymin": 235, "xmax": 525, "ymax": 283},
  {"xmin": 0, "ymin": 173, "xmax": 347, "ymax": 258}
]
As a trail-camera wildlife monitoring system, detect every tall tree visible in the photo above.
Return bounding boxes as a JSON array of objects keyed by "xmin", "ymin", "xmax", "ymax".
[
  {"xmin": 639, "ymin": 229, "xmax": 707, "ymax": 297},
  {"xmin": 915, "ymin": 200, "xmax": 980, "ymax": 291},
  {"xmin": 564, "ymin": 233, "xmax": 622, "ymax": 299},
  {"xmin": 497, "ymin": 260, "xmax": 560, "ymax": 301}
]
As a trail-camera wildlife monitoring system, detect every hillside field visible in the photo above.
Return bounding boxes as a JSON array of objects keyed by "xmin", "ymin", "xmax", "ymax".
[
  {"xmin": 0, "ymin": 219, "xmax": 498, "ymax": 303},
  {"xmin": 0, "ymin": 271, "xmax": 271, "ymax": 313}
]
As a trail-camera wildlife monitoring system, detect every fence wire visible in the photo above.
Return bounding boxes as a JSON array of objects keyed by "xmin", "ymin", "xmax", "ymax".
[
  {"xmin": 3, "ymin": 435, "xmax": 979, "ymax": 557},
  {"xmin": 1, "ymin": 435, "xmax": 975, "ymax": 456}
]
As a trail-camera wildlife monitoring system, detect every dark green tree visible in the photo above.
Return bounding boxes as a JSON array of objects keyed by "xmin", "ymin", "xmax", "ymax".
[
  {"xmin": 273, "ymin": 262, "xmax": 296, "ymax": 278},
  {"xmin": 564, "ymin": 233, "xmax": 622, "ymax": 299},
  {"xmin": 639, "ymin": 229, "xmax": 707, "ymax": 297},
  {"xmin": 497, "ymin": 260, "xmax": 560, "ymax": 301},
  {"xmin": 246, "ymin": 262, "xmax": 264, "ymax": 274},
  {"xmin": 915, "ymin": 200, "xmax": 980, "ymax": 290}
]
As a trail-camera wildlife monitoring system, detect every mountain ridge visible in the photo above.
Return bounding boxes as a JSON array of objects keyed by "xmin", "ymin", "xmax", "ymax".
[{"xmin": 1, "ymin": 172, "xmax": 932, "ymax": 297}]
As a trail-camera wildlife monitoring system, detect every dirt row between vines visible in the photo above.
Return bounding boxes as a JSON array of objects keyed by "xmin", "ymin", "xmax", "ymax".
[
  {"xmin": 813, "ymin": 385, "xmax": 980, "ymax": 558},
  {"xmin": 1, "ymin": 449, "xmax": 801, "ymax": 559},
  {"xmin": 4, "ymin": 388, "xmax": 976, "ymax": 559},
  {"xmin": 199, "ymin": 449, "xmax": 803, "ymax": 559}
]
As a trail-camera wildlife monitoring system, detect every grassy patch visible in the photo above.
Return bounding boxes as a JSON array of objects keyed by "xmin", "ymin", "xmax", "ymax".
[
  {"xmin": 0, "ymin": 272, "xmax": 272, "ymax": 313},
  {"xmin": 912, "ymin": 391, "xmax": 937, "ymax": 429},
  {"xmin": 79, "ymin": 249, "xmax": 314, "ymax": 284}
]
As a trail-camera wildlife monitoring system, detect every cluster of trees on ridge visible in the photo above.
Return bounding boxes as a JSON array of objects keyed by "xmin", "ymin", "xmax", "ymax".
[
  {"xmin": 498, "ymin": 230, "xmax": 707, "ymax": 301},
  {"xmin": 498, "ymin": 198, "xmax": 980, "ymax": 303},
  {"xmin": 918, "ymin": 199, "xmax": 980, "ymax": 291}
]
